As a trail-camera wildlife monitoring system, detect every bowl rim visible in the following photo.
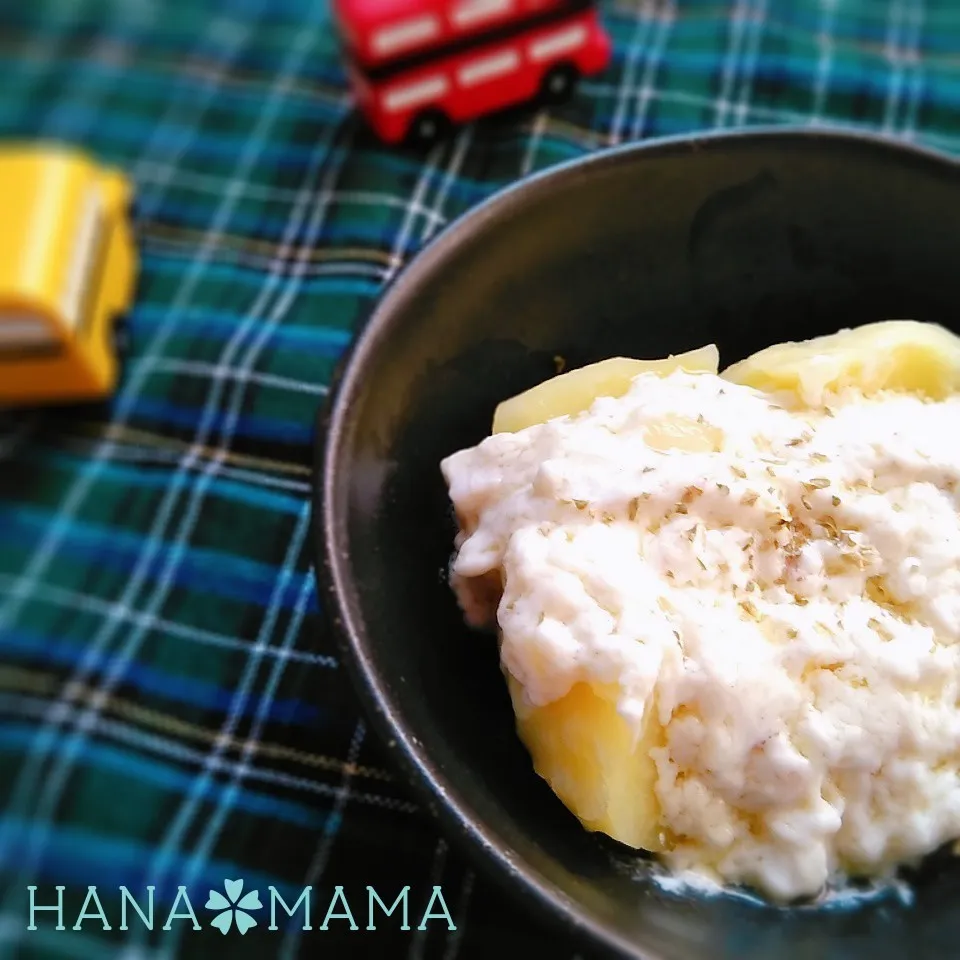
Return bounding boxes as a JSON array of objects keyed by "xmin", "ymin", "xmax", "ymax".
[{"xmin": 312, "ymin": 124, "xmax": 960, "ymax": 959}]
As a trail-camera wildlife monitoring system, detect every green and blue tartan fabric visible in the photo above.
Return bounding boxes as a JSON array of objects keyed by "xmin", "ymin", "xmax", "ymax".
[{"xmin": 0, "ymin": 0, "xmax": 959, "ymax": 957}]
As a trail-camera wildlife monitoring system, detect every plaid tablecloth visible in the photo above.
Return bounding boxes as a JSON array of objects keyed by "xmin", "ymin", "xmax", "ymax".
[{"xmin": 1, "ymin": 1, "xmax": 959, "ymax": 957}]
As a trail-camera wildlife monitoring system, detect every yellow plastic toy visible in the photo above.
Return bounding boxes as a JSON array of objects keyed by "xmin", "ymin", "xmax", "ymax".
[{"xmin": 0, "ymin": 144, "xmax": 138, "ymax": 408}]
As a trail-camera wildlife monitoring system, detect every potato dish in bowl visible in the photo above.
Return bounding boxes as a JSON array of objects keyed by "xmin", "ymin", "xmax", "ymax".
[{"xmin": 441, "ymin": 320, "xmax": 960, "ymax": 902}]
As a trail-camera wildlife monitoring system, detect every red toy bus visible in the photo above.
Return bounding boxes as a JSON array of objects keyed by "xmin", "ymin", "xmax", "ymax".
[{"xmin": 331, "ymin": 0, "xmax": 612, "ymax": 145}]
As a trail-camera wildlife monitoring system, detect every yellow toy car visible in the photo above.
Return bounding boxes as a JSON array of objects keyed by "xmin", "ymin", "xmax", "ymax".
[{"xmin": 0, "ymin": 144, "xmax": 138, "ymax": 408}]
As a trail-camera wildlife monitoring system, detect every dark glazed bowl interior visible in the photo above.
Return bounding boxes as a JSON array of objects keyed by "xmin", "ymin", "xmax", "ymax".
[{"xmin": 315, "ymin": 129, "xmax": 960, "ymax": 960}]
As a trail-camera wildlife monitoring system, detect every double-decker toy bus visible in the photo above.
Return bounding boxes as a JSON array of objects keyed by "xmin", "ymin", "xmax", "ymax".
[
  {"xmin": 0, "ymin": 145, "xmax": 138, "ymax": 408},
  {"xmin": 332, "ymin": 0, "xmax": 612, "ymax": 144}
]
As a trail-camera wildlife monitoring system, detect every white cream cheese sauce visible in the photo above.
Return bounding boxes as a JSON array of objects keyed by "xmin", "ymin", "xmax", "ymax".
[{"xmin": 441, "ymin": 370, "xmax": 960, "ymax": 900}]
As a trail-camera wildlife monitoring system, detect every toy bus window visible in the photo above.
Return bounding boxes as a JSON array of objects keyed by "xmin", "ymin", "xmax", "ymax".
[
  {"xmin": 383, "ymin": 74, "xmax": 450, "ymax": 113},
  {"xmin": 371, "ymin": 15, "xmax": 441, "ymax": 58},
  {"xmin": 452, "ymin": 0, "xmax": 513, "ymax": 29},
  {"xmin": 457, "ymin": 48, "xmax": 522, "ymax": 87},
  {"xmin": 530, "ymin": 21, "xmax": 588, "ymax": 61},
  {"xmin": 60, "ymin": 187, "xmax": 105, "ymax": 333},
  {"xmin": 0, "ymin": 313, "xmax": 57, "ymax": 354}
]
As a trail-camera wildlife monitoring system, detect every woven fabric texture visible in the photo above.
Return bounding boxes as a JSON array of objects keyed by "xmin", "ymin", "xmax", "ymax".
[{"xmin": 0, "ymin": 0, "xmax": 957, "ymax": 957}]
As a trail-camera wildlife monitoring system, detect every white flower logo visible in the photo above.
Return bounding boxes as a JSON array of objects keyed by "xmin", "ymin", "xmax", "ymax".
[{"xmin": 205, "ymin": 879, "xmax": 261, "ymax": 935}]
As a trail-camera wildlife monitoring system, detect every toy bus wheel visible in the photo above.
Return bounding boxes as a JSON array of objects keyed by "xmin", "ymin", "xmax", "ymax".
[
  {"xmin": 540, "ymin": 64, "xmax": 579, "ymax": 105},
  {"xmin": 407, "ymin": 109, "xmax": 452, "ymax": 148}
]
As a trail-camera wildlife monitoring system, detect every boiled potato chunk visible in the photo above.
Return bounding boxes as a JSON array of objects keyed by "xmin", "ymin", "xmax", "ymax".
[
  {"xmin": 645, "ymin": 415, "xmax": 724, "ymax": 453},
  {"xmin": 492, "ymin": 345, "xmax": 720, "ymax": 434},
  {"xmin": 493, "ymin": 346, "xmax": 718, "ymax": 850},
  {"xmin": 721, "ymin": 320, "xmax": 960, "ymax": 404},
  {"xmin": 507, "ymin": 674, "xmax": 665, "ymax": 851}
]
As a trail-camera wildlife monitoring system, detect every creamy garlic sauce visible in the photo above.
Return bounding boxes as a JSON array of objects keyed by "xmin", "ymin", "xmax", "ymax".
[{"xmin": 441, "ymin": 369, "xmax": 960, "ymax": 901}]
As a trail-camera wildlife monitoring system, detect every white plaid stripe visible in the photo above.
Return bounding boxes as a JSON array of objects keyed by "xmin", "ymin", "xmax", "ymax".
[
  {"xmin": 22, "ymin": 47, "xmax": 341, "ymax": 117},
  {"xmin": 0, "ymin": 6, "xmax": 256, "ymax": 645},
  {"xmin": 82, "ymin": 447, "xmax": 314, "ymax": 495},
  {"xmin": 0, "ymin": 8, "xmax": 262, "ymax": 834},
  {"xmin": 141, "ymin": 358, "xmax": 330, "ymax": 397},
  {"xmin": 297, "ymin": 129, "xmax": 475, "ymax": 954},
  {"xmin": 385, "ymin": 143, "xmax": 449, "ymax": 281},
  {"xmin": 0, "ymin": 0, "xmax": 259, "ymax": 671},
  {"xmin": 0, "ymin": 694, "xmax": 411, "ymax": 813},
  {"xmin": 206, "ymin": 126, "xmax": 352, "ymax": 441},
  {"xmin": 557, "ymin": 84, "xmax": 960, "ymax": 157},
  {"xmin": 882, "ymin": 0, "xmax": 910, "ymax": 135},
  {"xmin": 279, "ymin": 717, "xmax": 367, "ymax": 960},
  {"xmin": 520, "ymin": 110, "xmax": 550, "ymax": 175},
  {"xmin": 114, "ymin": 73, "xmax": 351, "ymax": 949},
  {"xmin": 407, "ymin": 837, "xmax": 449, "ymax": 960},
  {"xmin": 40, "ymin": 424, "xmax": 314, "ymax": 492},
  {"xmin": 629, "ymin": 0, "xmax": 677, "ymax": 140},
  {"xmin": 0, "ymin": 0, "xmax": 322, "ymax": 915},
  {"xmin": 127, "ymin": 113, "xmax": 355, "ymax": 905},
  {"xmin": 0, "ymin": 572, "xmax": 335, "ymax": 667},
  {"xmin": 732, "ymin": 0, "xmax": 769, "ymax": 127},
  {"xmin": 115, "ymin": 62, "xmax": 352, "ymax": 928},
  {"xmin": 135, "ymin": 161, "xmax": 451, "ymax": 228},
  {"xmin": 139, "ymin": 237, "xmax": 394, "ymax": 279},
  {"xmin": 128, "ymin": 10, "xmax": 261, "ymax": 222},
  {"xmin": 150, "ymin": 505, "xmax": 315, "ymax": 958},
  {"xmin": 901, "ymin": 0, "xmax": 926, "ymax": 140},
  {"xmin": 810, "ymin": 0, "xmax": 839, "ymax": 123},
  {"xmin": 608, "ymin": 1, "xmax": 654, "ymax": 144},
  {"xmin": 278, "ymin": 130, "xmax": 465, "ymax": 958},
  {"xmin": 421, "ymin": 128, "xmax": 475, "ymax": 244},
  {"xmin": 713, "ymin": 0, "xmax": 752, "ymax": 128}
]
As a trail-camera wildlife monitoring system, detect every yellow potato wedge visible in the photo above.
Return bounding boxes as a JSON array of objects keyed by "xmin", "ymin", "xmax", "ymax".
[
  {"xmin": 721, "ymin": 320, "xmax": 960, "ymax": 405},
  {"xmin": 644, "ymin": 415, "xmax": 724, "ymax": 453},
  {"xmin": 507, "ymin": 673, "xmax": 666, "ymax": 852},
  {"xmin": 492, "ymin": 345, "xmax": 720, "ymax": 434}
]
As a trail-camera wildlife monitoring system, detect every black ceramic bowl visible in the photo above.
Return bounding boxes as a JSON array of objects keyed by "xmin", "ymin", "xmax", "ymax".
[{"xmin": 314, "ymin": 128, "xmax": 960, "ymax": 960}]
